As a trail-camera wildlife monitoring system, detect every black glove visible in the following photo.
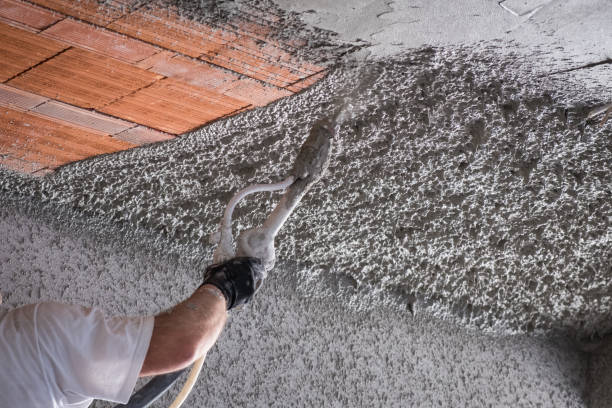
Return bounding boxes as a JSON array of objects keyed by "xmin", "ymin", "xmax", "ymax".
[{"xmin": 202, "ymin": 257, "xmax": 264, "ymax": 310}]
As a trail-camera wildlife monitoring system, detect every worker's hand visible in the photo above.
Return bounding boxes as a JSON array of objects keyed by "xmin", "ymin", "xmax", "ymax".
[{"xmin": 202, "ymin": 257, "xmax": 264, "ymax": 310}]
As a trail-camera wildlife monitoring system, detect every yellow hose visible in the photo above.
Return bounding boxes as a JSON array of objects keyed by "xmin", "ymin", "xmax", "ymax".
[{"xmin": 168, "ymin": 356, "xmax": 205, "ymax": 408}]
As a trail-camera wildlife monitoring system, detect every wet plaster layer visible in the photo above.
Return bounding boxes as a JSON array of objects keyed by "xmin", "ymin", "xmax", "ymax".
[
  {"xmin": 274, "ymin": 0, "xmax": 612, "ymax": 69},
  {"xmin": 1, "ymin": 44, "xmax": 611, "ymax": 336},
  {"xmin": 587, "ymin": 336, "xmax": 612, "ymax": 408},
  {"xmin": 0, "ymin": 203, "xmax": 588, "ymax": 407}
]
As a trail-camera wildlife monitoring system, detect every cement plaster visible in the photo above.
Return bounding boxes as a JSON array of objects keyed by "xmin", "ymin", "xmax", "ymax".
[
  {"xmin": 586, "ymin": 335, "xmax": 612, "ymax": 408},
  {"xmin": 0, "ymin": 203, "xmax": 588, "ymax": 407},
  {"xmin": 274, "ymin": 0, "xmax": 612, "ymax": 69},
  {"xmin": 2, "ymin": 42, "xmax": 610, "ymax": 335}
]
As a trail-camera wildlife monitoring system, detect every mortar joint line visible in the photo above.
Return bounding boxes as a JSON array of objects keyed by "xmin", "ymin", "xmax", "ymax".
[
  {"xmin": 3, "ymin": 46, "xmax": 72, "ymax": 84},
  {"xmin": 37, "ymin": 16, "xmax": 66, "ymax": 33},
  {"xmin": 97, "ymin": 75, "xmax": 167, "ymax": 111}
]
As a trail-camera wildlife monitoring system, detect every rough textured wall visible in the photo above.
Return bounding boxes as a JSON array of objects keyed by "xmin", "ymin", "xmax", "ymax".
[
  {"xmin": 1, "ymin": 44, "xmax": 609, "ymax": 336},
  {"xmin": 586, "ymin": 336, "xmax": 612, "ymax": 408},
  {"xmin": 0, "ymin": 204, "xmax": 588, "ymax": 407}
]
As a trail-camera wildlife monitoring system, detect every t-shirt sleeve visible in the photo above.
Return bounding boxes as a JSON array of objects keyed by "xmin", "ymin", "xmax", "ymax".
[{"xmin": 34, "ymin": 302, "xmax": 154, "ymax": 404}]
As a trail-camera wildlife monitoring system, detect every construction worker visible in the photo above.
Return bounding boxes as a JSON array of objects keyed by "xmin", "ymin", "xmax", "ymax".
[{"xmin": 0, "ymin": 257, "xmax": 263, "ymax": 408}]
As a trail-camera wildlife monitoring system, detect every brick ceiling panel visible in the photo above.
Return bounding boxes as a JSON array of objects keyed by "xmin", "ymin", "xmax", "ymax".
[
  {"xmin": 101, "ymin": 78, "xmax": 249, "ymax": 134},
  {"xmin": 8, "ymin": 47, "xmax": 163, "ymax": 109},
  {"xmin": 223, "ymin": 79, "xmax": 292, "ymax": 107},
  {"xmin": 143, "ymin": 53, "xmax": 240, "ymax": 91},
  {"xmin": 0, "ymin": 107, "xmax": 134, "ymax": 168},
  {"xmin": 28, "ymin": 0, "xmax": 138, "ymax": 26},
  {"xmin": 199, "ymin": 48, "xmax": 297, "ymax": 88},
  {"xmin": 0, "ymin": 155, "xmax": 47, "ymax": 174},
  {"xmin": 0, "ymin": 84, "xmax": 49, "ymax": 110},
  {"xmin": 0, "ymin": 0, "xmax": 63, "ymax": 31},
  {"xmin": 0, "ymin": 22, "xmax": 67, "ymax": 81},
  {"xmin": 41, "ymin": 18, "xmax": 160, "ymax": 63},
  {"xmin": 108, "ymin": 7, "xmax": 230, "ymax": 58}
]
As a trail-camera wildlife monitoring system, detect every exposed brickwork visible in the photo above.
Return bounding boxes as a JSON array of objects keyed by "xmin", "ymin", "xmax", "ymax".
[
  {"xmin": 0, "ymin": 22, "xmax": 67, "ymax": 82},
  {"xmin": 32, "ymin": 100, "xmax": 134, "ymax": 135},
  {"xmin": 0, "ymin": 83, "xmax": 49, "ymax": 110},
  {"xmin": 101, "ymin": 78, "xmax": 250, "ymax": 134},
  {"xmin": 0, "ymin": 106, "xmax": 134, "ymax": 170},
  {"xmin": 0, "ymin": 0, "xmax": 62, "ymax": 31},
  {"xmin": 41, "ymin": 18, "xmax": 159, "ymax": 63},
  {"xmin": 0, "ymin": 2, "xmax": 325, "ymax": 175},
  {"xmin": 113, "ymin": 125, "xmax": 175, "ymax": 145},
  {"xmin": 9, "ymin": 47, "xmax": 163, "ymax": 109}
]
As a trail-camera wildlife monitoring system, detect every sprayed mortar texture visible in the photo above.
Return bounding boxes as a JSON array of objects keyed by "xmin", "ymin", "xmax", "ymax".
[
  {"xmin": 1, "ymin": 43, "xmax": 610, "ymax": 337},
  {"xmin": 0, "ymin": 203, "xmax": 588, "ymax": 407}
]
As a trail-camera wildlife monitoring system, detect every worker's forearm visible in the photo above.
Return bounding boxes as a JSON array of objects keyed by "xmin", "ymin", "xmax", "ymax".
[{"xmin": 139, "ymin": 285, "xmax": 227, "ymax": 377}]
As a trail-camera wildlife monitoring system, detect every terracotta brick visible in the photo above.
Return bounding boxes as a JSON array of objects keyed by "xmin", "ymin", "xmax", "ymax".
[
  {"xmin": 145, "ymin": 54, "xmax": 239, "ymax": 91},
  {"xmin": 108, "ymin": 6, "xmax": 229, "ymax": 58},
  {"xmin": 9, "ymin": 47, "xmax": 163, "ymax": 109},
  {"xmin": 223, "ymin": 78, "xmax": 291, "ymax": 107},
  {"xmin": 101, "ymin": 78, "xmax": 250, "ymax": 134},
  {"xmin": 0, "ymin": 0, "xmax": 62, "ymax": 31},
  {"xmin": 0, "ymin": 154, "xmax": 46, "ymax": 174},
  {"xmin": 28, "ymin": 0, "xmax": 135, "ymax": 26},
  {"xmin": 0, "ymin": 84, "xmax": 49, "ymax": 109},
  {"xmin": 0, "ymin": 22, "xmax": 67, "ymax": 81},
  {"xmin": 32, "ymin": 100, "xmax": 133, "ymax": 134},
  {"xmin": 41, "ymin": 18, "xmax": 159, "ymax": 63},
  {"xmin": 0, "ymin": 106, "xmax": 134, "ymax": 171},
  {"xmin": 200, "ymin": 45, "xmax": 303, "ymax": 88},
  {"xmin": 135, "ymin": 50, "xmax": 175, "ymax": 70},
  {"xmin": 113, "ymin": 125, "xmax": 175, "ymax": 145},
  {"xmin": 0, "ymin": 16, "xmax": 38, "ymax": 33}
]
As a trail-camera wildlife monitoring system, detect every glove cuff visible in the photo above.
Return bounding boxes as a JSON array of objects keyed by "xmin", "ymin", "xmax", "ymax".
[{"xmin": 202, "ymin": 257, "xmax": 264, "ymax": 310}]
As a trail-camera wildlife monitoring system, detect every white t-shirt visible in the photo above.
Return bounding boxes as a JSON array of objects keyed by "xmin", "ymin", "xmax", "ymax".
[{"xmin": 0, "ymin": 302, "xmax": 154, "ymax": 408}]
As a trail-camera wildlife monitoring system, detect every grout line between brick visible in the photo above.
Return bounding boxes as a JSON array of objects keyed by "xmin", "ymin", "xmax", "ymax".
[
  {"xmin": 37, "ymin": 16, "xmax": 65, "ymax": 32},
  {"xmin": 97, "ymin": 75, "xmax": 167, "ymax": 110},
  {"xmin": 3, "ymin": 46, "xmax": 72, "ymax": 84}
]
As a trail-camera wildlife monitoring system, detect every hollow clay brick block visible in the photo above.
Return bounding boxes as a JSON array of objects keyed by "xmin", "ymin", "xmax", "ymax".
[
  {"xmin": 32, "ymin": 100, "xmax": 133, "ymax": 135},
  {"xmin": 200, "ymin": 45, "xmax": 301, "ymax": 88},
  {"xmin": 0, "ymin": 154, "xmax": 46, "ymax": 174},
  {"xmin": 108, "ymin": 6, "xmax": 230, "ymax": 58},
  {"xmin": 28, "ymin": 0, "xmax": 132, "ymax": 26},
  {"xmin": 0, "ymin": 106, "xmax": 135, "ymax": 171},
  {"xmin": 41, "ymin": 18, "xmax": 159, "ymax": 64},
  {"xmin": 223, "ymin": 78, "xmax": 291, "ymax": 107},
  {"xmin": 144, "ymin": 54, "xmax": 240, "ymax": 91},
  {"xmin": 0, "ymin": 84, "xmax": 49, "ymax": 109},
  {"xmin": 113, "ymin": 126, "xmax": 175, "ymax": 145},
  {"xmin": 9, "ymin": 47, "xmax": 163, "ymax": 109},
  {"xmin": 0, "ymin": 0, "xmax": 62, "ymax": 31},
  {"xmin": 0, "ymin": 22, "xmax": 67, "ymax": 81},
  {"xmin": 135, "ymin": 50, "xmax": 176, "ymax": 70},
  {"xmin": 101, "ymin": 78, "xmax": 249, "ymax": 134}
]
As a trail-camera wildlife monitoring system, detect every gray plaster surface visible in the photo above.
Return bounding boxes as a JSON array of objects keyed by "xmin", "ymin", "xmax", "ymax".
[
  {"xmin": 0, "ymin": 203, "xmax": 588, "ymax": 407},
  {"xmin": 586, "ymin": 336, "xmax": 612, "ymax": 408},
  {"xmin": 274, "ymin": 0, "xmax": 612, "ymax": 68},
  {"xmin": 2, "ymin": 43, "xmax": 609, "ymax": 336}
]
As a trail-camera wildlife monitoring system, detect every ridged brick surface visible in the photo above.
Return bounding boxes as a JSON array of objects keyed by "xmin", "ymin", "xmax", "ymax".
[
  {"xmin": 101, "ymin": 78, "xmax": 249, "ymax": 134},
  {"xmin": 0, "ymin": 1, "xmax": 324, "ymax": 174},
  {"xmin": 41, "ymin": 18, "xmax": 159, "ymax": 63},
  {"xmin": 0, "ymin": 22, "xmax": 67, "ymax": 82},
  {"xmin": 0, "ymin": 0, "xmax": 62, "ymax": 31},
  {"xmin": 9, "ymin": 47, "xmax": 162, "ymax": 109}
]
